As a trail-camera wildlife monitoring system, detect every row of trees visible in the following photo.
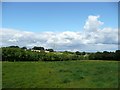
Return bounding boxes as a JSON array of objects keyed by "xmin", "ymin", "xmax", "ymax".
[
  {"xmin": 2, "ymin": 46, "xmax": 88, "ymax": 61},
  {"xmin": 5, "ymin": 46, "xmax": 54, "ymax": 52},
  {"xmin": 1, "ymin": 46, "xmax": 120, "ymax": 61},
  {"xmin": 2, "ymin": 47, "xmax": 40, "ymax": 61},
  {"xmin": 89, "ymin": 51, "xmax": 120, "ymax": 60}
]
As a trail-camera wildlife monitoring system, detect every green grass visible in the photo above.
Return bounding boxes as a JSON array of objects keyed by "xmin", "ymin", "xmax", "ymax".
[{"xmin": 2, "ymin": 60, "xmax": 118, "ymax": 88}]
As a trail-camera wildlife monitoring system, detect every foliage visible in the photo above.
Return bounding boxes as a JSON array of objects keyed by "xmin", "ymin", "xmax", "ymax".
[
  {"xmin": 2, "ymin": 47, "xmax": 45, "ymax": 61},
  {"xmin": 89, "ymin": 51, "xmax": 119, "ymax": 61},
  {"xmin": 115, "ymin": 50, "xmax": 120, "ymax": 60},
  {"xmin": 21, "ymin": 47, "xmax": 27, "ymax": 49},
  {"xmin": 32, "ymin": 46, "xmax": 44, "ymax": 50},
  {"xmin": 8, "ymin": 46, "xmax": 19, "ymax": 48},
  {"xmin": 1, "ymin": 46, "xmax": 120, "ymax": 61},
  {"xmin": 2, "ymin": 47, "xmax": 85, "ymax": 61},
  {"xmin": 46, "ymin": 49, "xmax": 54, "ymax": 52},
  {"xmin": 75, "ymin": 51, "xmax": 81, "ymax": 55}
]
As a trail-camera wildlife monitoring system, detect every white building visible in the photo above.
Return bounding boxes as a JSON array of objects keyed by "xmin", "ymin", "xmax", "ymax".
[{"xmin": 31, "ymin": 49, "xmax": 49, "ymax": 53}]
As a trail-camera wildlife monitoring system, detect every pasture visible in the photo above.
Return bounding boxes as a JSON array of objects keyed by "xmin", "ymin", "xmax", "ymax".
[{"xmin": 2, "ymin": 60, "xmax": 118, "ymax": 88}]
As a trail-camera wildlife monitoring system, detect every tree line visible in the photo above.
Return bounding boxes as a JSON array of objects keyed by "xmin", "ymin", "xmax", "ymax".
[{"xmin": 1, "ymin": 46, "xmax": 120, "ymax": 61}]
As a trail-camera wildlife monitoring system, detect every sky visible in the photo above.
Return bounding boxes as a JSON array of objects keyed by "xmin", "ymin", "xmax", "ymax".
[
  {"xmin": 2, "ymin": 2, "xmax": 118, "ymax": 32},
  {"xmin": 2, "ymin": 0, "xmax": 120, "ymax": 2},
  {"xmin": 1, "ymin": 2, "xmax": 118, "ymax": 52}
]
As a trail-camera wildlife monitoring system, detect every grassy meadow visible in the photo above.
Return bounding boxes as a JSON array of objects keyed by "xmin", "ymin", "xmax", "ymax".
[{"xmin": 2, "ymin": 60, "xmax": 118, "ymax": 88}]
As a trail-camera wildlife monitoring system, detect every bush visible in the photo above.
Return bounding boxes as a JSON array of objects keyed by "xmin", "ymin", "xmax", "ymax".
[{"xmin": 1, "ymin": 47, "xmax": 119, "ymax": 61}]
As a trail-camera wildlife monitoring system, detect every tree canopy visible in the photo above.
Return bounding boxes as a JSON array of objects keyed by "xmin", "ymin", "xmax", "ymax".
[{"xmin": 1, "ymin": 46, "xmax": 119, "ymax": 61}]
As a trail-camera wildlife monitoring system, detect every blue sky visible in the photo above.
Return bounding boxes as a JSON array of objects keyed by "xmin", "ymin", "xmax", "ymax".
[
  {"xmin": 2, "ymin": 2, "xmax": 118, "ymax": 32},
  {"xmin": 1, "ymin": 2, "xmax": 118, "ymax": 51}
]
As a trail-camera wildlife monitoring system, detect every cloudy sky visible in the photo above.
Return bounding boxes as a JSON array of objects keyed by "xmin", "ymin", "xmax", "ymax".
[{"xmin": 1, "ymin": 2, "xmax": 118, "ymax": 52}]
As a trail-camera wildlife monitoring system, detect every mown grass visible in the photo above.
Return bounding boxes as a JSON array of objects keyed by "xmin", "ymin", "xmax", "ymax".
[{"xmin": 2, "ymin": 60, "xmax": 118, "ymax": 88}]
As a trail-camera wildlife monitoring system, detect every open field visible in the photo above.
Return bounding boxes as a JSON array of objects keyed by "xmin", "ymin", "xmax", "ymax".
[{"xmin": 2, "ymin": 60, "xmax": 119, "ymax": 88}]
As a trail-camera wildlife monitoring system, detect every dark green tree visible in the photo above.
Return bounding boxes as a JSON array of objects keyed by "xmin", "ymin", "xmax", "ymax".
[
  {"xmin": 46, "ymin": 49, "xmax": 54, "ymax": 52},
  {"xmin": 115, "ymin": 50, "xmax": 120, "ymax": 60},
  {"xmin": 32, "ymin": 46, "xmax": 44, "ymax": 50},
  {"xmin": 21, "ymin": 47, "xmax": 27, "ymax": 50},
  {"xmin": 75, "ymin": 51, "xmax": 81, "ymax": 55}
]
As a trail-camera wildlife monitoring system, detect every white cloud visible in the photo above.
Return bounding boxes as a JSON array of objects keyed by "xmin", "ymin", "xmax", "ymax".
[
  {"xmin": 1, "ymin": 15, "xmax": 118, "ymax": 52},
  {"xmin": 83, "ymin": 15, "xmax": 104, "ymax": 32}
]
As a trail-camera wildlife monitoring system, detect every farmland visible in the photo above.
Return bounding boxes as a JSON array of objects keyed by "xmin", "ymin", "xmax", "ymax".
[{"xmin": 2, "ymin": 60, "xmax": 118, "ymax": 88}]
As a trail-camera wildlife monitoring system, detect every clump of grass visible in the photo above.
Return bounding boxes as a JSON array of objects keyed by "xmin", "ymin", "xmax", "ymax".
[
  {"xmin": 72, "ymin": 72, "xmax": 85, "ymax": 80},
  {"xmin": 59, "ymin": 69, "xmax": 72, "ymax": 73},
  {"xmin": 62, "ymin": 78, "xmax": 71, "ymax": 83}
]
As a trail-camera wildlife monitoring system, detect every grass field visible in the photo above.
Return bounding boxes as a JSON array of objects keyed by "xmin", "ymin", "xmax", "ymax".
[{"xmin": 2, "ymin": 60, "xmax": 118, "ymax": 88}]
